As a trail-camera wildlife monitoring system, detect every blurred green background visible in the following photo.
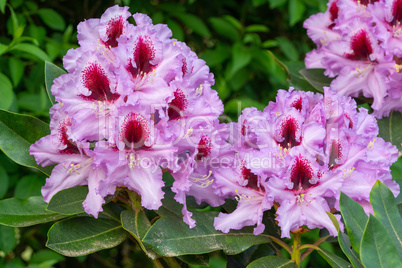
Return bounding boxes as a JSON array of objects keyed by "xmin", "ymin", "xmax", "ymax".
[{"xmin": 2, "ymin": 0, "xmax": 399, "ymax": 267}]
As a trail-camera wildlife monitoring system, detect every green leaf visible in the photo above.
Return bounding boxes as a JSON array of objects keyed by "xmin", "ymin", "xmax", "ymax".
[
  {"xmin": 37, "ymin": 9, "xmax": 66, "ymax": 31},
  {"xmin": 228, "ymin": 42, "xmax": 252, "ymax": 78},
  {"xmin": 0, "ymin": 225, "xmax": 17, "ymax": 255},
  {"xmin": 317, "ymin": 248, "xmax": 351, "ymax": 268},
  {"xmin": 175, "ymin": 13, "xmax": 211, "ymax": 38},
  {"xmin": 11, "ymin": 43, "xmax": 50, "ymax": 62},
  {"xmin": 377, "ymin": 111, "xmax": 402, "ymax": 151},
  {"xmin": 177, "ymin": 254, "xmax": 209, "ymax": 266},
  {"xmin": 245, "ymin": 24, "xmax": 269, "ymax": 33},
  {"xmin": 14, "ymin": 174, "xmax": 45, "ymax": 199},
  {"xmin": 276, "ymin": 37, "xmax": 299, "ymax": 61},
  {"xmin": 0, "ymin": 164, "xmax": 9, "ymax": 199},
  {"xmin": 121, "ymin": 210, "xmax": 158, "ymax": 259},
  {"xmin": 166, "ymin": 19, "xmax": 184, "ymax": 41},
  {"xmin": 143, "ymin": 211, "xmax": 272, "ymax": 257},
  {"xmin": 0, "ymin": 196, "xmax": 65, "ymax": 227},
  {"xmin": 0, "ymin": 43, "xmax": 8, "ymax": 55},
  {"xmin": 30, "ymin": 249, "xmax": 65, "ymax": 264},
  {"xmin": 209, "ymin": 17, "xmax": 240, "ymax": 41},
  {"xmin": 0, "ymin": 0, "xmax": 6, "ymax": 13},
  {"xmin": 288, "ymin": 0, "xmax": 305, "ymax": 26},
  {"xmin": 199, "ymin": 43, "xmax": 231, "ymax": 67},
  {"xmin": 0, "ymin": 73, "xmax": 13, "ymax": 110},
  {"xmin": 370, "ymin": 181, "xmax": 402, "ymax": 257},
  {"xmin": 44, "ymin": 61, "xmax": 65, "ymax": 105},
  {"xmin": 339, "ymin": 192, "xmax": 368, "ymax": 253},
  {"xmin": 0, "ymin": 109, "xmax": 52, "ymax": 175},
  {"xmin": 247, "ymin": 256, "xmax": 294, "ymax": 268},
  {"xmin": 299, "ymin": 69, "xmax": 332, "ymax": 93},
  {"xmin": 360, "ymin": 215, "xmax": 401, "ymax": 267},
  {"xmin": 225, "ymin": 98, "xmax": 266, "ymax": 115},
  {"xmin": 338, "ymin": 232, "xmax": 364, "ymax": 268},
  {"xmin": 47, "ymin": 186, "xmax": 88, "ymax": 215},
  {"xmin": 46, "ymin": 217, "xmax": 127, "ymax": 257},
  {"xmin": 268, "ymin": 0, "xmax": 287, "ymax": 9},
  {"xmin": 8, "ymin": 58, "xmax": 24, "ymax": 87}
]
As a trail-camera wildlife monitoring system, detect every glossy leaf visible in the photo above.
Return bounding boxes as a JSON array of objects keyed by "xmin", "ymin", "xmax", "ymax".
[
  {"xmin": 377, "ymin": 111, "xmax": 402, "ymax": 151},
  {"xmin": 276, "ymin": 37, "xmax": 299, "ymax": 61},
  {"xmin": 178, "ymin": 254, "xmax": 209, "ymax": 266},
  {"xmin": 143, "ymin": 211, "xmax": 272, "ymax": 257},
  {"xmin": 370, "ymin": 181, "xmax": 402, "ymax": 257},
  {"xmin": 9, "ymin": 57, "xmax": 24, "ymax": 87},
  {"xmin": 175, "ymin": 13, "xmax": 211, "ymax": 38},
  {"xmin": 338, "ymin": 232, "xmax": 364, "ymax": 268},
  {"xmin": 121, "ymin": 210, "xmax": 158, "ymax": 259},
  {"xmin": 288, "ymin": 0, "xmax": 305, "ymax": 26},
  {"xmin": 360, "ymin": 215, "xmax": 401, "ymax": 267},
  {"xmin": 11, "ymin": 43, "xmax": 51, "ymax": 62},
  {"xmin": 14, "ymin": 174, "xmax": 45, "ymax": 199},
  {"xmin": 47, "ymin": 186, "xmax": 89, "ymax": 215},
  {"xmin": 0, "ymin": 73, "xmax": 13, "ymax": 110},
  {"xmin": 339, "ymin": 192, "xmax": 368, "ymax": 253},
  {"xmin": 228, "ymin": 43, "xmax": 252, "ymax": 78},
  {"xmin": 0, "ymin": 109, "xmax": 52, "ymax": 175},
  {"xmin": 0, "ymin": 0, "xmax": 5, "ymax": 13},
  {"xmin": 45, "ymin": 61, "xmax": 66, "ymax": 105},
  {"xmin": 247, "ymin": 256, "xmax": 294, "ymax": 268},
  {"xmin": 37, "ymin": 9, "xmax": 66, "ymax": 31},
  {"xmin": 317, "ymin": 248, "xmax": 351, "ymax": 268},
  {"xmin": 47, "ymin": 216, "xmax": 127, "ymax": 257},
  {"xmin": 0, "ymin": 196, "xmax": 65, "ymax": 227},
  {"xmin": 299, "ymin": 69, "xmax": 332, "ymax": 93}
]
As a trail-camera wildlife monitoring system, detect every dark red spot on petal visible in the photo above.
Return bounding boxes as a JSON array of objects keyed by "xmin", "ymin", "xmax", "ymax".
[
  {"xmin": 391, "ymin": 0, "xmax": 402, "ymax": 26},
  {"xmin": 120, "ymin": 112, "xmax": 150, "ymax": 150},
  {"xmin": 345, "ymin": 30, "xmax": 374, "ymax": 61},
  {"xmin": 182, "ymin": 58, "xmax": 188, "ymax": 76},
  {"xmin": 242, "ymin": 166, "xmax": 265, "ymax": 192},
  {"xmin": 354, "ymin": 0, "xmax": 378, "ymax": 5},
  {"xmin": 290, "ymin": 96, "xmax": 303, "ymax": 111},
  {"xmin": 328, "ymin": 0, "xmax": 339, "ymax": 29},
  {"xmin": 328, "ymin": 139, "xmax": 342, "ymax": 169},
  {"xmin": 345, "ymin": 113, "xmax": 353, "ymax": 129},
  {"xmin": 195, "ymin": 135, "xmax": 211, "ymax": 161},
  {"xmin": 278, "ymin": 116, "xmax": 301, "ymax": 149},
  {"xmin": 290, "ymin": 155, "xmax": 314, "ymax": 191},
  {"xmin": 80, "ymin": 62, "xmax": 120, "ymax": 102},
  {"xmin": 168, "ymin": 89, "xmax": 188, "ymax": 121},
  {"xmin": 58, "ymin": 119, "xmax": 80, "ymax": 154},
  {"xmin": 241, "ymin": 119, "xmax": 247, "ymax": 136},
  {"xmin": 127, "ymin": 35, "xmax": 157, "ymax": 77},
  {"xmin": 106, "ymin": 15, "xmax": 124, "ymax": 48}
]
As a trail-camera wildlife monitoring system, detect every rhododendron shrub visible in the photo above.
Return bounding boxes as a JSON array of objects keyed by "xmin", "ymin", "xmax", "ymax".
[
  {"xmin": 0, "ymin": 3, "xmax": 401, "ymax": 268},
  {"xmin": 304, "ymin": 0, "xmax": 402, "ymax": 118},
  {"xmin": 30, "ymin": 5, "xmax": 222, "ymax": 218}
]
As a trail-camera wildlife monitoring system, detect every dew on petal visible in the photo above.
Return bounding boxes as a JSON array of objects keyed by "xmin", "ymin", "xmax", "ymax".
[
  {"xmin": 168, "ymin": 89, "xmax": 188, "ymax": 121},
  {"xmin": 80, "ymin": 61, "xmax": 120, "ymax": 102},
  {"xmin": 120, "ymin": 112, "xmax": 150, "ymax": 150},
  {"xmin": 345, "ymin": 29, "xmax": 374, "ymax": 61},
  {"xmin": 195, "ymin": 135, "xmax": 212, "ymax": 161},
  {"xmin": 106, "ymin": 15, "xmax": 124, "ymax": 48}
]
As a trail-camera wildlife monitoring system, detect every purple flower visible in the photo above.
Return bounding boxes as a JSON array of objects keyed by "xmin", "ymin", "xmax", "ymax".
[{"xmin": 209, "ymin": 88, "xmax": 399, "ymax": 238}]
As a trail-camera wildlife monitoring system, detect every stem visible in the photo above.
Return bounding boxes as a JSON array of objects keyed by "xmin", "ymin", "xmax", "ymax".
[
  {"xmin": 269, "ymin": 236, "xmax": 293, "ymax": 254},
  {"xmin": 163, "ymin": 257, "xmax": 182, "ymax": 268},
  {"xmin": 300, "ymin": 235, "xmax": 330, "ymax": 261},
  {"xmin": 290, "ymin": 233, "xmax": 302, "ymax": 268}
]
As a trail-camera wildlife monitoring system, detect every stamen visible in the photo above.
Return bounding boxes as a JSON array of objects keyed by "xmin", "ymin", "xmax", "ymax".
[
  {"xmin": 190, "ymin": 170, "xmax": 214, "ymax": 188},
  {"xmin": 367, "ymin": 138, "xmax": 376, "ymax": 150},
  {"xmin": 342, "ymin": 167, "xmax": 355, "ymax": 178}
]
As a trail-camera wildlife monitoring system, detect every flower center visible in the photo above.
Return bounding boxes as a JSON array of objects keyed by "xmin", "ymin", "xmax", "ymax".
[
  {"xmin": 195, "ymin": 135, "xmax": 212, "ymax": 161},
  {"xmin": 354, "ymin": 0, "xmax": 378, "ymax": 6},
  {"xmin": 391, "ymin": 0, "xmax": 402, "ymax": 26},
  {"xmin": 241, "ymin": 166, "xmax": 264, "ymax": 192},
  {"xmin": 290, "ymin": 155, "xmax": 315, "ymax": 191},
  {"xmin": 80, "ymin": 61, "xmax": 120, "ymax": 102},
  {"xmin": 127, "ymin": 35, "xmax": 157, "ymax": 77},
  {"xmin": 120, "ymin": 112, "xmax": 150, "ymax": 150},
  {"xmin": 290, "ymin": 96, "xmax": 303, "ymax": 111},
  {"xmin": 278, "ymin": 115, "xmax": 300, "ymax": 149},
  {"xmin": 168, "ymin": 89, "xmax": 188, "ymax": 121},
  {"xmin": 58, "ymin": 119, "xmax": 80, "ymax": 154},
  {"xmin": 345, "ymin": 29, "xmax": 373, "ymax": 61},
  {"xmin": 105, "ymin": 15, "xmax": 124, "ymax": 48}
]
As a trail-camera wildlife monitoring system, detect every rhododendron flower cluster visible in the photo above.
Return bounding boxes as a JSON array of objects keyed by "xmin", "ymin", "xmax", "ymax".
[
  {"xmin": 304, "ymin": 0, "xmax": 402, "ymax": 118},
  {"xmin": 30, "ymin": 5, "xmax": 223, "ymax": 218},
  {"xmin": 188, "ymin": 87, "xmax": 399, "ymax": 238}
]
